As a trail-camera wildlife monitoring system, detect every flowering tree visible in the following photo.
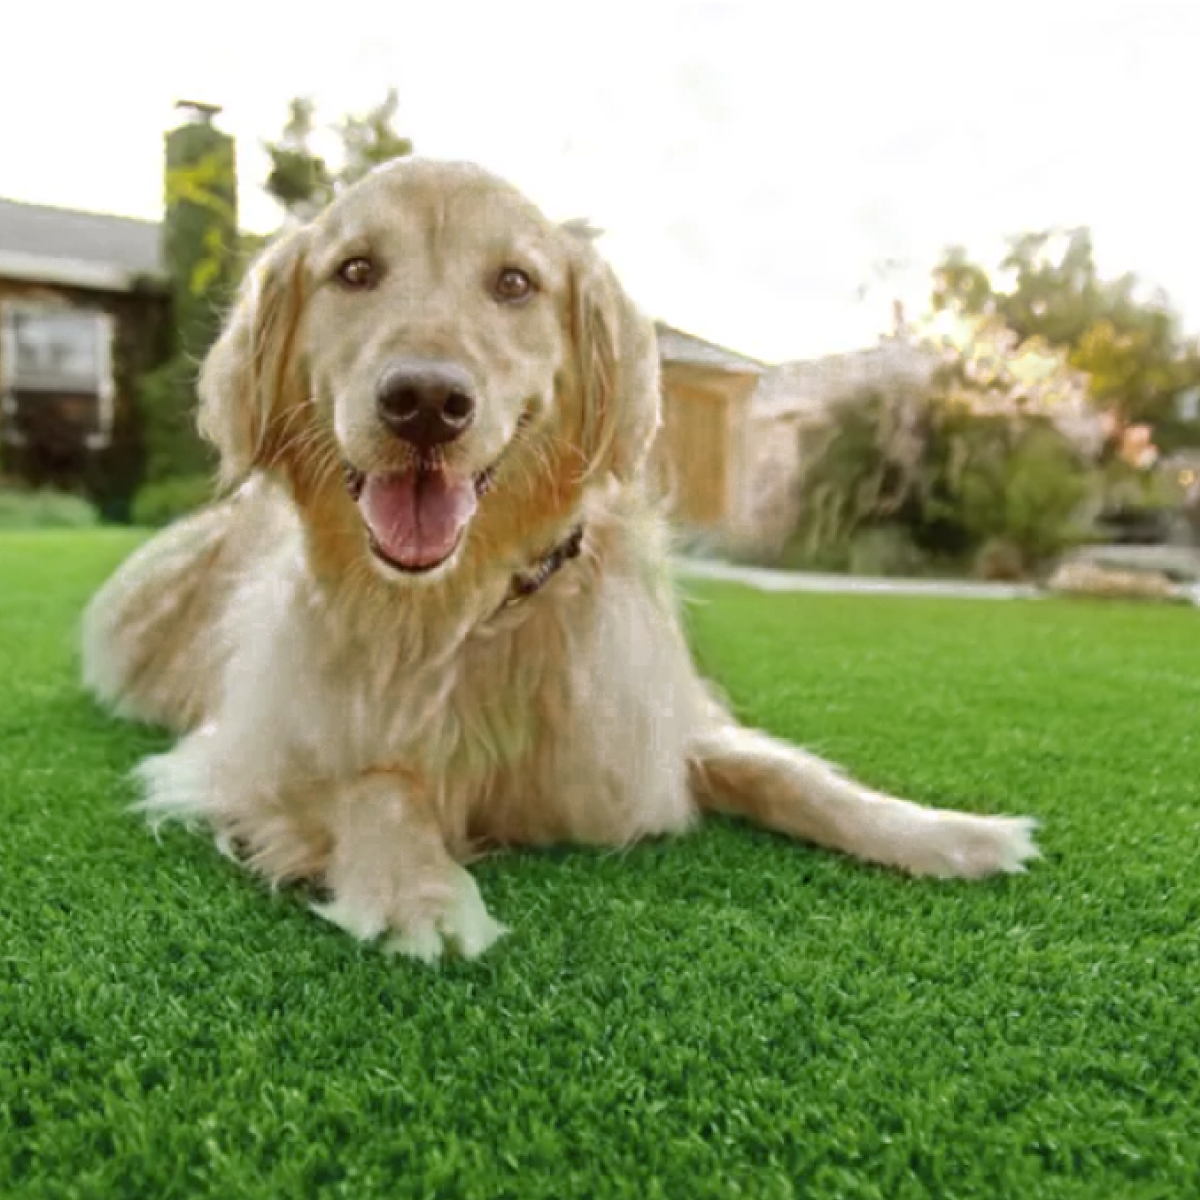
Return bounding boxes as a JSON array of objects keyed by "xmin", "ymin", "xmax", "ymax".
[
  {"xmin": 931, "ymin": 228, "xmax": 1200, "ymax": 450},
  {"xmin": 790, "ymin": 303, "xmax": 1100, "ymax": 572},
  {"xmin": 915, "ymin": 308, "xmax": 1104, "ymax": 458}
]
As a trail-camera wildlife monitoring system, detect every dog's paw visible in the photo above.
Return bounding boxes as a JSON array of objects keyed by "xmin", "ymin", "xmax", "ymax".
[
  {"xmin": 383, "ymin": 869, "xmax": 509, "ymax": 964},
  {"xmin": 131, "ymin": 734, "xmax": 215, "ymax": 832},
  {"xmin": 906, "ymin": 811, "xmax": 1041, "ymax": 880},
  {"xmin": 311, "ymin": 865, "xmax": 508, "ymax": 964},
  {"xmin": 310, "ymin": 893, "xmax": 390, "ymax": 942}
]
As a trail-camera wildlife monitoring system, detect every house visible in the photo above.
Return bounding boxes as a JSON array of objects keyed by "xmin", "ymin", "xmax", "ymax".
[
  {"xmin": 652, "ymin": 323, "xmax": 944, "ymax": 558},
  {"xmin": 0, "ymin": 196, "xmax": 170, "ymax": 516},
  {"xmin": 656, "ymin": 310, "xmax": 1125, "ymax": 561},
  {"xmin": 650, "ymin": 323, "xmax": 766, "ymax": 540},
  {"xmin": 0, "ymin": 190, "xmax": 976, "ymax": 558},
  {"xmin": 741, "ymin": 335, "xmax": 942, "ymax": 557}
]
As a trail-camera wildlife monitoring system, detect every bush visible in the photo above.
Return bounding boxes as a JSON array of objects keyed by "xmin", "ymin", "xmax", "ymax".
[
  {"xmin": 974, "ymin": 537, "xmax": 1027, "ymax": 582},
  {"xmin": 1001, "ymin": 422, "xmax": 1092, "ymax": 561},
  {"xmin": 777, "ymin": 537, "xmax": 852, "ymax": 574},
  {"xmin": 0, "ymin": 489, "xmax": 101, "ymax": 530},
  {"xmin": 847, "ymin": 525, "xmax": 929, "ymax": 577},
  {"xmin": 780, "ymin": 525, "xmax": 929, "ymax": 579},
  {"xmin": 137, "ymin": 357, "xmax": 215, "ymax": 487},
  {"xmin": 131, "ymin": 474, "xmax": 216, "ymax": 528},
  {"xmin": 920, "ymin": 409, "xmax": 1091, "ymax": 566},
  {"xmin": 916, "ymin": 405, "xmax": 1014, "ymax": 559},
  {"xmin": 791, "ymin": 384, "xmax": 1096, "ymax": 577},
  {"xmin": 792, "ymin": 384, "xmax": 924, "ymax": 557}
]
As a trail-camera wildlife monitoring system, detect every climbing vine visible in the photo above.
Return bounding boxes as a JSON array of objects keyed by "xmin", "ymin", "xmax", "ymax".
[{"xmin": 137, "ymin": 116, "xmax": 239, "ymax": 491}]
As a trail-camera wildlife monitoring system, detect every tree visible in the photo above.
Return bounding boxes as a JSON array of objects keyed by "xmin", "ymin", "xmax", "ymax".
[
  {"xmin": 263, "ymin": 98, "xmax": 333, "ymax": 221},
  {"xmin": 263, "ymin": 89, "xmax": 413, "ymax": 222},
  {"xmin": 930, "ymin": 246, "xmax": 994, "ymax": 318},
  {"xmin": 336, "ymin": 89, "xmax": 413, "ymax": 185},
  {"xmin": 917, "ymin": 309, "xmax": 1101, "ymax": 457},
  {"xmin": 929, "ymin": 228, "xmax": 1200, "ymax": 447}
]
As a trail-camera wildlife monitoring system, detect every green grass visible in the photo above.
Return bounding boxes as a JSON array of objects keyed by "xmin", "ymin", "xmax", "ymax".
[{"xmin": 2, "ymin": 530, "xmax": 1199, "ymax": 1199}]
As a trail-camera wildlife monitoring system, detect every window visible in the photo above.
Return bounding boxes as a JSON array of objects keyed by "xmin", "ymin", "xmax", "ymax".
[{"xmin": 0, "ymin": 302, "xmax": 116, "ymax": 449}]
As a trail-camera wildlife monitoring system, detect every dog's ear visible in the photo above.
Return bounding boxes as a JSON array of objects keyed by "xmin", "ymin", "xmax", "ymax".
[
  {"xmin": 566, "ymin": 237, "xmax": 661, "ymax": 484},
  {"xmin": 197, "ymin": 228, "xmax": 309, "ymax": 486}
]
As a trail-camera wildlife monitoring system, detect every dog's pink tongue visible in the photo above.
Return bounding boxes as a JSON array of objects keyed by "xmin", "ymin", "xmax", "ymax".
[{"xmin": 359, "ymin": 470, "xmax": 477, "ymax": 569}]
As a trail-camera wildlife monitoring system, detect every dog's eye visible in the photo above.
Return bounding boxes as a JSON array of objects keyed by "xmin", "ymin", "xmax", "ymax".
[
  {"xmin": 336, "ymin": 256, "xmax": 376, "ymax": 290},
  {"xmin": 493, "ymin": 267, "xmax": 534, "ymax": 304}
]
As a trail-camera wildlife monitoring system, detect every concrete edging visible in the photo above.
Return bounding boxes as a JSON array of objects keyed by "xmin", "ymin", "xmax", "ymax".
[{"xmin": 674, "ymin": 558, "xmax": 1041, "ymax": 600}]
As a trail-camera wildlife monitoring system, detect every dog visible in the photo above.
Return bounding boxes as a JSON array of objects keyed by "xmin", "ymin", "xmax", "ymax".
[{"xmin": 81, "ymin": 158, "xmax": 1039, "ymax": 962}]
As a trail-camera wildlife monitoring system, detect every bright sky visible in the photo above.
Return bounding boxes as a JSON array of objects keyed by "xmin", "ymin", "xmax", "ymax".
[{"xmin": 2, "ymin": 0, "xmax": 1196, "ymax": 363}]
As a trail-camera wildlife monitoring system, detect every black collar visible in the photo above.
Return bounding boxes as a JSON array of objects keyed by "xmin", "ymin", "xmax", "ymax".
[{"xmin": 500, "ymin": 523, "xmax": 585, "ymax": 610}]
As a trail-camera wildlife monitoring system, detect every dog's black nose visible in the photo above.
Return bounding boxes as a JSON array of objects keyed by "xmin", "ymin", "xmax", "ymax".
[{"xmin": 376, "ymin": 361, "xmax": 477, "ymax": 451}]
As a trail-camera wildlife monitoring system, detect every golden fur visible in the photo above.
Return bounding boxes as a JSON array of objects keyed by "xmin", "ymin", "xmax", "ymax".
[{"xmin": 81, "ymin": 159, "xmax": 1040, "ymax": 962}]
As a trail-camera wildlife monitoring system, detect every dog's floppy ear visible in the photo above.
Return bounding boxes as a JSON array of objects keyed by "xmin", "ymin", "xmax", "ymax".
[
  {"xmin": 566, "ymin": 236, "xmax": 661, "ymax": 484},
  {"xmin": 197, "ymin": 228, "xmax": 309, "ymax": 486}
]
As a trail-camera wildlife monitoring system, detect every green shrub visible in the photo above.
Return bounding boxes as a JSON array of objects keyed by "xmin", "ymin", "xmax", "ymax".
[
  {"xmin": 847, "ymin": 525, "xmax": 929, "ymax": 577},
  {"xmin": 974, "ymin": 537, "xmax": 1028, "ymax": 581},
  {"xmin": 918, "ymin": 409, "xmax": 1089, "ymax": 564},
  {"xmin": 136, "ymin": 357, "xmax": 216, "ymax": 487},
  {"xmin": 916, "ymin": 405, "xmax": 1014, "ymax": 559},
  {"xmin": 0, "ymin": 489, "xmax": 101, "ymax": 530},
  {"xmin": 793, "ymin": 385, "xmax": 925, "ymax": 557},
  {"xmin": 1098, "ymin": 456, "xmax": 1176, "ymax": 513},
  {"xmin": 791, "ymin": 385, "xmax": 1097, "ymax": 577},
  {"xmin": 131, "ymin": 474, "xmax": 216, "ymax": 528},
  {"xmin": 777, "ymin": 537, "xmax": 852, "ymax": 574},
  {"xmin": 1001, "ymin": 422, "xmax": 1092, "ymax": 562}
]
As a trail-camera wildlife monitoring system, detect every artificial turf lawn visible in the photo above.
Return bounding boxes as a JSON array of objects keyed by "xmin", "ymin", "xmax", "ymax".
[{"xmin": 1, "ymin": 529, "xmax": 1198, "ymax": 1200}]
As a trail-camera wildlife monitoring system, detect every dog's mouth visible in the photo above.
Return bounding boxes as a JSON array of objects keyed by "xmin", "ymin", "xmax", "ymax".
[
  {"xmin": 343, "ymin": 409, "xmax": 533, "ymax": 575},
  {"xmin": 344, "ymin": 460, "xmax": 500, "ymax": 574}
]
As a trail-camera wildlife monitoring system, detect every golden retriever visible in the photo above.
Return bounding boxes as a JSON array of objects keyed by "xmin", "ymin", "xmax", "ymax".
[{"xmin": 81, "ymin": 159, "xmax": 1039, "ymax": 962}]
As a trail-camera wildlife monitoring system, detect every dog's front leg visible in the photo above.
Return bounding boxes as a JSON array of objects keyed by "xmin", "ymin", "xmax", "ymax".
[{"xmin": 311, "ymin": 772, "xmax": 507, "ymax": 963}]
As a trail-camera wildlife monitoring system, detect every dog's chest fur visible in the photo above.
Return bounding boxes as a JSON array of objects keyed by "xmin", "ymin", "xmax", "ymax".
[{"xmin": 216, "ymin": 520, "xmax": 700, "ymax": 850}]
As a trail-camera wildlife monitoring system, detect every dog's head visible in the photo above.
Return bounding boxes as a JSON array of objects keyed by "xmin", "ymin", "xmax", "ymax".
[{"xmin": 199, "ymin": 158, "xmax": 660, "ymax": 581}]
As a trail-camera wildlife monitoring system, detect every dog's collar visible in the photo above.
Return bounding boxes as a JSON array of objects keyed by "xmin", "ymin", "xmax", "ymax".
[{"xmin": 500, "ymin": 523, "xmax": 585, "ymax": 609}]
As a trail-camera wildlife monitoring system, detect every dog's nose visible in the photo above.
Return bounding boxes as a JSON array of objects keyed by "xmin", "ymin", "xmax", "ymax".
[{"xmin": 375, "ymin": 361, "xmax": 477, "ymax": 450}]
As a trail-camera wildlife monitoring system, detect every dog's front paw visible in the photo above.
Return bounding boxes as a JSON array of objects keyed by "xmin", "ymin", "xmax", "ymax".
[
  {"xmin": 311, "ymin": 865, "xmax": 508, "ymax": 964},
  {"xmin": 906, "ymin": 811, "xmax": 1041, "ymax": 880},
  {"xmin": 383, "ymin": 869, "xmax": 509, "ymax": 964}
]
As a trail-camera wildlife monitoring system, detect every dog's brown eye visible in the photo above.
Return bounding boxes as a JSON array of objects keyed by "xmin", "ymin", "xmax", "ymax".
[
  {"xmin": 336, "ymin": 256, "xmax": 375, "ymax": 289},
  {"xmin": 494, "ymin": 267, "xmax": 534, "ymax": 303}
]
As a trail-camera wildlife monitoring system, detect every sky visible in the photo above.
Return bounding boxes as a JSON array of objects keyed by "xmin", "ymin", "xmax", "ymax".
[{"xmin": 2, "ymin": 0, "xmax": 1197, "ymax": 364}]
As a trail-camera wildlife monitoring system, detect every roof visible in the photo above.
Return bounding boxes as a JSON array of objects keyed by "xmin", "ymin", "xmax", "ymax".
[
  {"xmin": 0, "ymin": 196, "xmax": 163, "ymax": 292},
  {"xmin": 655, "ymin": 321, "xmax": 766, "ymax": 374},
  {"xmin": 754, "ymin": 336, "xmax": 939, "ymax": 418}
]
